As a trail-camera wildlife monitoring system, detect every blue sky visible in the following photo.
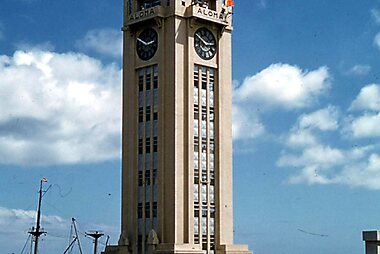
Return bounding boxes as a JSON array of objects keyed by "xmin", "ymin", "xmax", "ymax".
[{"xmin": 1, "ymin": 0, "xmax": 380, "ymax": 253}]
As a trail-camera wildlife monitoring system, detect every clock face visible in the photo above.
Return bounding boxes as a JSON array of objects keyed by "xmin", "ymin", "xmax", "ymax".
[
  {"xmin": 136, "ymin": 28, "xmax": 158, "ymax": 61},
  {"xmin": 194, "ymin": 28, "xmax": 217, "ymax": 60}
]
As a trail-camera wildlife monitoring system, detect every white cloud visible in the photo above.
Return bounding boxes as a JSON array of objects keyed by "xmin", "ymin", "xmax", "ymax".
[
  {"xmin": 371, "ymin": 9, "xmax": 380, "ymax": 24},
  {"xmin": 279, "ymin": 143, "xmax": 379, "ymax": 188},
  {"xmin": 234, "ymin": 63, "xmax": 330, "ymax": 110},
  {"xmin": 278, "ymin": 95, "xmax": 380, "ymax": 188},
  {"xmin": 0, "ymin": 206, "xmax": 69, "ymax": 253},
  {"xmin": 349, "ymin": 113, "xmax": 380, "ymax": 138},
  {"xmin": 0, "ymin": 206, "xmax": 118, "ymax": 253},
  {"xmin": 334, "ymin": 153, "xmax": 380, "ymax": 189},
  {"xmin": 346, "ymin": 64, "xmax": 371, "ymax": 76},
  {"xmin": 0, "ymin": 50, "xmax": 121, "ymax": 166},
  {"xmin": 288, "ymin": 165, "xmax": 332, "ymax": 185},
  {"xmin": 374, "ymin": 33, "xmax": 380, "ymax": 50},
  {"xmin": 76, "ymin": 28, "xmax": 122, "ymax": 58},
  {"xmin": 298, "ymin": 106, "xmax": 339, "ymax": 131},
  {"xmin": 232, "ymin": 64, "xmax": 329, "ymax": 141},
  {"xmin": 285, "ymin": 106, "xmax": 338, "ymax": 148},
  {"xmin": 278, "ymin": 145, "xmax": 345, "ymax": 170},
  {"xmin": 286, "ymin": 128, "xmax": 318, "ymax": 147},
  {"xmin": 350, "ymin": 84, "xmax": 380, "ymax": 111},
  {"xmin": 344, "ymin": 84, "xmax": 380, "ymax": 139}
]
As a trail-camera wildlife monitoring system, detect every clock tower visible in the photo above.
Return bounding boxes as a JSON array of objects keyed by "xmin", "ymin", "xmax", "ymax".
[{"xmin": 104, "ymin": 1, "xmax": 252, "ymax": 254}]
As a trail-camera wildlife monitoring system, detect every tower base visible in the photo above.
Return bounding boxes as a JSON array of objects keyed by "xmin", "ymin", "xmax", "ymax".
[
  {"xmin": 102, "ymin": 245, "xmax": 130, "ymax": 254},
  {"xmin": 103, "ymin": 244, "xmax": 252, "ymax": 254},
  {"xmin": 216, "ymin": 244, "xmax": 252, "ymax": 254}
]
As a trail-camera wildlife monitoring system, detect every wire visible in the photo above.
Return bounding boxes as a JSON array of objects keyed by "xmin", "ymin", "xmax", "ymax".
[
  {"xmin": 52, "ymin": 184, "xmax": 73, "ymax": 198},
  {"xmin": 41, "ymin": 184, "xmax": 52, "ymax": 198},
  {"xmin": 46, "ymin": 233, "xmax": 67, "ymax": 239},
  {"xmin": 297, "ymin": 228, "xmax": 328, "ymax": 237},
  {"xmin": 20, "ymin": 234, "xmax": 31, "ymax": 254}
]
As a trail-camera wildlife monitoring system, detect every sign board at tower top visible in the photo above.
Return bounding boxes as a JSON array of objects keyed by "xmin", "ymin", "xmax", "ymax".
[
  {"xmin": 189, "ymin": 6, "xmax": 231, "ymax": 27},
  {"xmin": 127, "ymin": 5, "xmax": 165, "ymax": 25}
]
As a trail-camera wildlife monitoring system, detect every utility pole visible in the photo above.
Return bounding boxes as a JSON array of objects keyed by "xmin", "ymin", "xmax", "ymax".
[
  {"xmin": 28, "ymin": 178, "xmax": 48, "ymax": 254},
  {"xmin": 86, "ymin": 231, "xmax": 104, "ymax": 254}
]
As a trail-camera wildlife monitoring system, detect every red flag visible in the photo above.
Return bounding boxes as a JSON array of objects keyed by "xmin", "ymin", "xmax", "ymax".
[
  {"xmin": 227, "ymin": 0, "xmax": 234, "ymax": 7},
  {"xmin": 41, "ymin": 177, "xmax": 48, "ymax": 183}
]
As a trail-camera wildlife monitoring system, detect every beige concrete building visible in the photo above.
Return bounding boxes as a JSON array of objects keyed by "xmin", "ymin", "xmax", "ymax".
[{"xmin": 104, "ymin": 1, "xmax": 252, "ymax": 254}]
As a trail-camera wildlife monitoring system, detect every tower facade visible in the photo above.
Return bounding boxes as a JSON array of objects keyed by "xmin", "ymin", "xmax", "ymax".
[{"xmin": 104, "ymin": 1, "xmax": 252, "ymax": 254}]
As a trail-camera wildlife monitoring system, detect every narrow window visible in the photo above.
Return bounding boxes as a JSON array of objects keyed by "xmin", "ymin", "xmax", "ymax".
[
  {"xmin": 153, "ymin": 202, "xmax": 158, "ymax": 217},
  {"xmin": 138, "ymin": 138, "xmax": 143, "ymax": 154},
  {"xmin": 146, "ymin": 106, "xmax": 151, "ymax": 122},
  {"xmin": 138, "ymin": 203, "xmax": 143, "ymax": 218},
  {"xmin": 138, "ymin": 171, "xmax": 143, "ymax": 186},
  {"xmin": 145, "ymin": 170, "xmax": 151, "ymax": 185},
  {"xmin": 145, "ymin": 202, "xmax": 150, "ymax": 218},
  {"xmin": 138, "ymin": 74, "xmax": 144, "ymax": 92},
  {"xmin": 146, "ymin": 138, "xmax": 151, "ymax": 154},
  {"xmin": 139, "ymin": 107, "xmax": 144, "ymax": 123},
  {"xmin": 146, "ymin": 68, "xmax": 151, "ymax": 90},
  {"xmin": 153, "ymin": 136, "xmax": 158, "ymax": 152}
]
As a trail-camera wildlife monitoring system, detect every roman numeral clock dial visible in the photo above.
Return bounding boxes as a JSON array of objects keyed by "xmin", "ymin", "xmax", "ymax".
[
  {"xmin": 136, "ymin": 28, "xmax": 158, "ymax": 61},
  {"xmin": 194, "ymin": 27, "xmax": 217, "ymax": 60}
]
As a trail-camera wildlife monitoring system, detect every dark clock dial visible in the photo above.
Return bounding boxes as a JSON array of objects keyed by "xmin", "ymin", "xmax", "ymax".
[
  {"xmin": 194, "ymin": 28, "xmax": 217, "ymax": 60},
  {"xmin": 136, "ymin": 28, "xmax": 158, "ymax": 61}
]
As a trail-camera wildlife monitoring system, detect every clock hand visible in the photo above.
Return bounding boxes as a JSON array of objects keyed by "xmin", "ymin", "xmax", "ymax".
[
  {"xmin": 146, "ymin": 40, "xmax": 156, "ymax": 45},
  {"xmin": 196, "ymin": 33, "xmax": 208, "ymax": 45},
  {"xmin": 137, "ymin": 38, "xmax": 148, "ymax": 45}
]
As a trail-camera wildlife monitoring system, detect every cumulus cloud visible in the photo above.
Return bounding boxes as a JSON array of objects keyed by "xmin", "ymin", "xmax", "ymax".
[
  {"xmin": 349, "ymin": 113, "xmax": 380, "ymax": 138},
  {"xmin": 350, "ymin": 84, "xmax": 380, "ymax": 111},
  {"xmin": 286, "ymin": 129, "xmax": 318, "ymax": 147},
  {"xmin": 76, "ymin": 28, "xmax": 122, "ymax": 58},
  {"xmin": 232, "ymin": 64, "xmax": 330, "ymax": 140},
  {"xmin": 345, "ymin": 84, "xmax": 380, "ymax": 139},
  {"xmin": 284, "ymin": 106, "xmax": 338, "ymax": 148},
  {"xmin": 234, "ymin": 64, "xmax": 330, "ymax": 110},
  {"xmin": 0, "ymin": 206, "xmax": 69, "ymax": 253},
  {"xmin": 278, "ymin": 96, "xmax": 380, "ymax": 189},
  {"xmin": 346, "ymin": 64, "xmax": 371, "ymax": 76},
  {"xmin": 335, "ymin": 153, "xmax": 380, "ymax": 189},
  {"xmin": 278, "ymin": 145, "xmax": 345, "ymax": 170},
  {"xmin": 279, "ymin": 144, "xmax": 378, "ymax": 186},
  {"xmin": 298, "ymin": 106, "xmax": 339, "ymax": 131},
  {"xmin": 0, "ymin": 50, "xmax": 121, "ymax": 166}
]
